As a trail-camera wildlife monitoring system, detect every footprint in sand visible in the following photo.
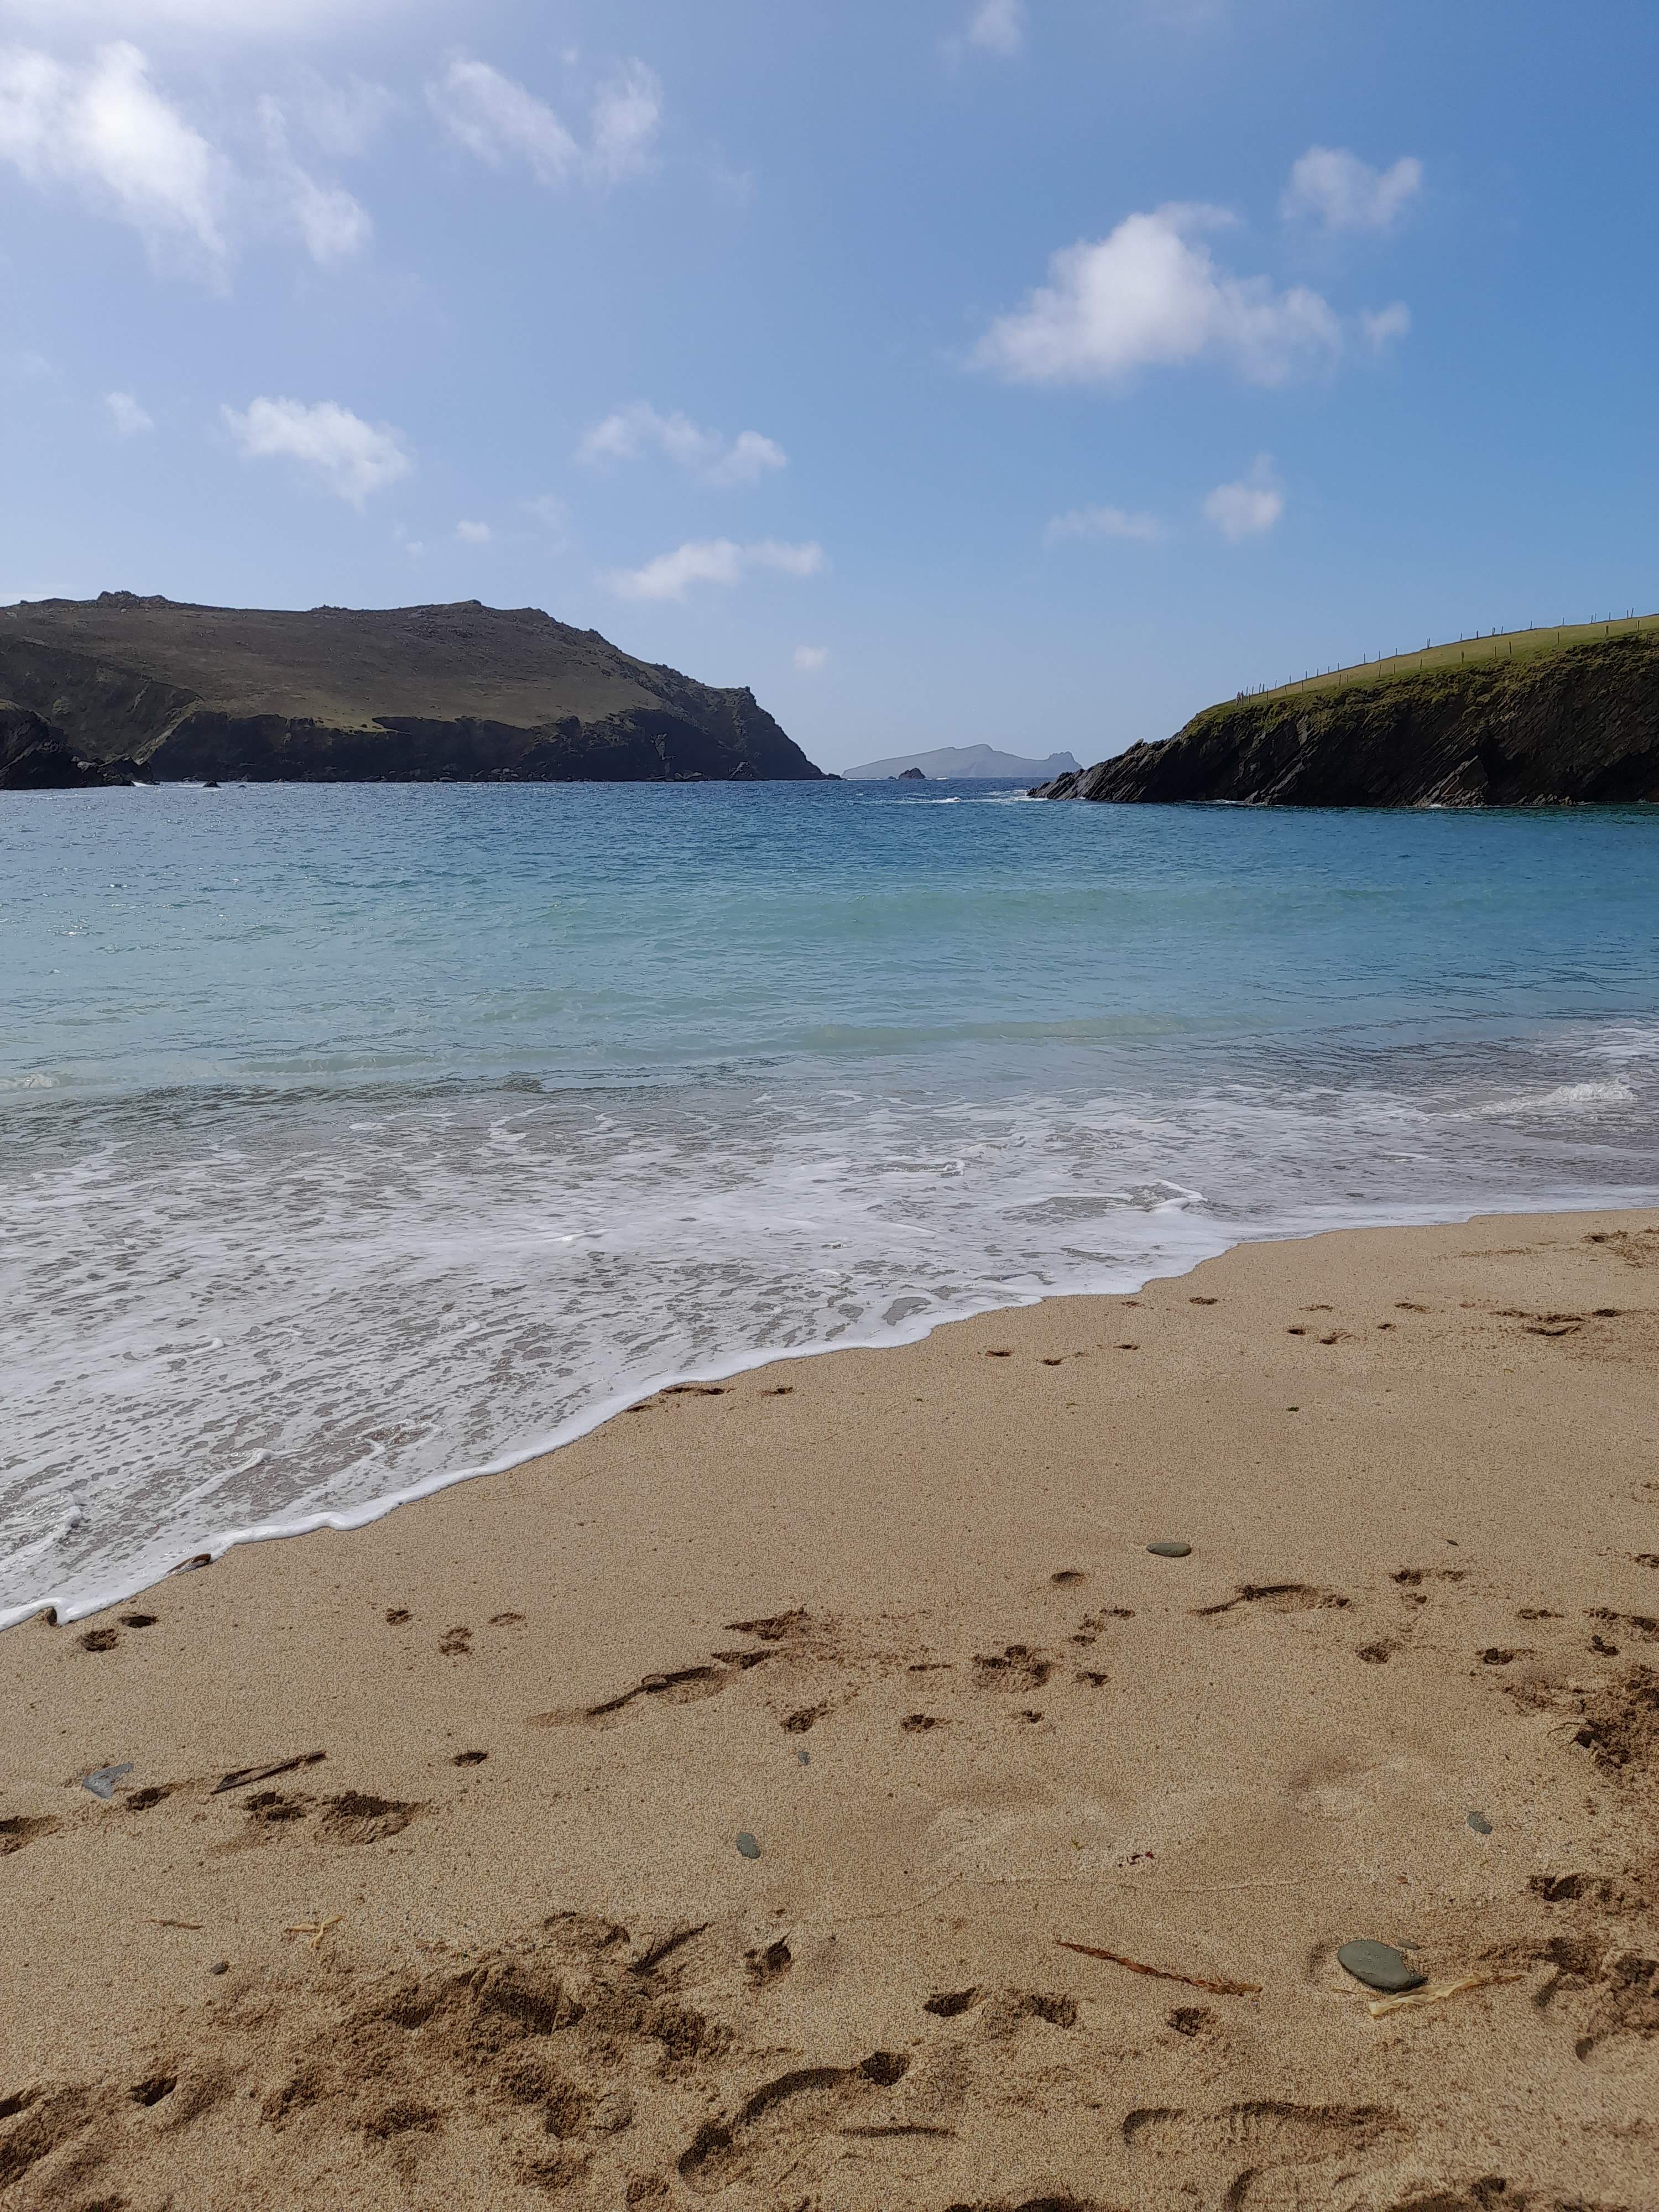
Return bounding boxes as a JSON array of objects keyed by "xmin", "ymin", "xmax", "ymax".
[{"xmin": 0, "ymin": 1814, "xmax": 61, "ymax": 1856}]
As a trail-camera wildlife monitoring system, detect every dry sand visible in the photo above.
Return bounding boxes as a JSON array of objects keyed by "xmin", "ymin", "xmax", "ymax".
[{"xmin": 4, "ymin": 1209, "xmax": 1659, "ymax": 2211}]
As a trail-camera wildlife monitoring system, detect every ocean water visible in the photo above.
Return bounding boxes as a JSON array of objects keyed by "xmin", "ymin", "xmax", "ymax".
[{"xmin": 4, "ymin": 777, "xmax": 1658, "ymax": 1626}]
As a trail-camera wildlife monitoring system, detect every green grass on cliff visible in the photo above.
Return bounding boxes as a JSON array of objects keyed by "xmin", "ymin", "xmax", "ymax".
[{"xmin": 1242, "ymin": 612, "xmax": 1659, "ymax": 706}]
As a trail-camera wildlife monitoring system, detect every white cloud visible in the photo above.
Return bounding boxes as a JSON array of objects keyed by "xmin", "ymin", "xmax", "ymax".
[
  {"xmin": 257, "ymin": 96, "xmax": 371, "ymax": 262},
  {"xmin": 1044, "ymin": 503, "xmax": 1165, "ymax": 546},
  {"xmin": 0, "ymin": 41, "xmax": 229, "ymax": 266},
  {"xmin": 1361, "ymin": 300, "xmax": 1411, "ymax": 352},
  {"xmin": 793, "ymin": 644, "xmax": 830, "ymax": 672},
  {"xmin": 587, "ymin": 60, "xmax": 661, "ymax": 186},
  {"xmin": 429, "ymin": 56, "xmax": 577, "ymax": 185},
  {"xmin": 0, "ymin": 0, "xmax": 406, "ymax": 33},
  {"xmin": 289, "ymin": 73, "xmax": 395, "ymax": 159},
  {"xmin": 606, "ymin": 538, "xmax": 823, "ymax": 603},
  {"xmin": 105, "ymin": 389, "xmax": 154, "ymax": 435},
  {"xmin": 222, "ymin": 395, "xmax": 411, "ymax": 507},
  {"xmin": 975, "ymin": 204, "xmax": 1343, "ymax": 388},
  {"xmin": 1203, "ymin": 455, "xmax": 1284, "ymax": 541},
  {"xmin": 1282, "ymin": 147, "xmax": 1422, "ymax": 233},
  {"xmin": 0, "ymin": 45, "xmax": 376, "ymax": 276},
  {"xmin": 966, "ymin": 0, "xmax": 1026, "ymax": 55},
  {"xmin": 456, "ymin": 518, "xmax": 491, "ymax": 544},
  {"xmin": 284, "ymin": 164, "xmax": 371, "ymax": 259},
  {"xmin": 428, "ymin": 54, "xmax": 661, "ymax": 191},
  {"xmin": 577, "ymin": 402, "xmax": 786, "ymax": 488}
]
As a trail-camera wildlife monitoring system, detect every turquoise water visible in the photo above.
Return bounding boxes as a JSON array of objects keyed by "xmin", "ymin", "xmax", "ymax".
[{"xmin": 5, "ymin": 778, "xmax": 1659, "ymax": 1623}]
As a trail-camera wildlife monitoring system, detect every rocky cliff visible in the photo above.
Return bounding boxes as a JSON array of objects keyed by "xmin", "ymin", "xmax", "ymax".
[
  {"xmin": 0, "ymin": 594, "xmax": 826, "ymax": 789},
  {"xmin": 1036, "ymin": 632, "xmax": 1659, "ymax": 808}
]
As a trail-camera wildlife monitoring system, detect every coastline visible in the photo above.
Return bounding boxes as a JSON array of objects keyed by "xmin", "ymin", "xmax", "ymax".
[
  {"xmin": 4, "ymin": 1205, "xmax": 1658, "ymax": 2206},
  {"xmin": 11, "ymin": 1185, "xmax": 1659, "ymax": 1636}
]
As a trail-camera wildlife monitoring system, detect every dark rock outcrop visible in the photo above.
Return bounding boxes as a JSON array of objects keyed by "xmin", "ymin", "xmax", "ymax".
[
  {"xmin": 895, "ymin": 766, "xmax": 926, "ymax": 780},
  {"xmin": 0, "ymin": 594, "xmax": 826, "ymax": 788},
  {"xmin": 0, "ymin": 705, "xmax": 147, "ymax": 790},
  {"xmin": 1035, "ymin": 633, "xmax": 1659, "ymax": 808}
]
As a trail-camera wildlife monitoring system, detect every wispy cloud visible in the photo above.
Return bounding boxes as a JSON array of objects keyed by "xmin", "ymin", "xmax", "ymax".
[
  {"xmin": 976, "ymin": 204, "xmax": 1344, "ymax": 388},
  {"xmin": 793, "ymin": 644, "xmax": 830, "ymax": 672},
  {"xmin": 605, "ymin": 537, "xmax": 823, "ymax": 603},
  {"xmin": 1203, "ymin": 455, "xmax": 1283, "ymax": 541},
  {"xmin": 428, "ymin": 54, "xmax": 661, "ymax": 190},
  {"xmin": 0, "ymin": 41, "xmax": 229, "ymax": 269},
  {"xmin": 257, "ymin": 95, "xmax": 372, "ymax": 262},
  {"xmin": 966, "ymin": 0, "xmax": 1026, "ymax": 56},
  {"xmin": 1361, "ymin": 301, "xmax": 1411, "ymax": 352},
  {"xmin": 288, "ymin": 72, "xmax": 396, "ymax": 160},
  {"xmin": 1281, "ymin": 147, "xmax": 1422, "ymax": 232},
  {"xmin": 105, "ymin": 389, "xmax": 154, "ymax": 435},
  {"xmin": 0, "ymin": 0, "xmax": 404, "ymax": 30},
  {"xmin": 577, "ymin": 402, "xmax": 786, "ymax": 487},
  {"xmin": 0, "ymin": 43, "xmax": 375, "ymax": 278},
  {"xmin": 222, "ymin": 394, "xmax": 411, "ymax": 506},
  {"xmin": 456, "ymin": 519, "xmax": 491, "ymax": 544},
  {"xmin": 1044, "ymin": 503, "xmax": 1165, "ymax": 546},
  {"xmin": 587, "ymin": 60, "xmax": 661, "ymax": 186}
]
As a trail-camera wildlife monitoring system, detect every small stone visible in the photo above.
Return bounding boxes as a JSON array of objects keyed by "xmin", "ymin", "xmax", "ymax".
[
  {"xmin": 797, "ymin": 1750, "xmax": 810, "ymax": 1765},
  {"xmin": 1467, "ymin": 1811, "xmax": 1493, "ymax": 1835},
  {"xmin": 209, "ymin": 1961, "xmax": 229, "ymax": 1976},
  {"xmin": 736, "ymin": 1832, "xmax": 761, "ymax": 1859},
  {"xmin": 1337, "ymin": 1939, "xmax": 1427, "ymax": 1994},
  {"xmin": 1146, "ymin": 1542, "xmax": 1192, "ymax": 1559}
]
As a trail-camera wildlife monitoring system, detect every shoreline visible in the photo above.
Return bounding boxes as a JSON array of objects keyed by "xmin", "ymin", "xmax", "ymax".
[
  {"xmin": 10, "ymin": 1185, "xmax": 1659, "ymax": 1636},
  {"xmin": 4, "ymin": 1204, "xmax": 1658, "ymax": 2206}
]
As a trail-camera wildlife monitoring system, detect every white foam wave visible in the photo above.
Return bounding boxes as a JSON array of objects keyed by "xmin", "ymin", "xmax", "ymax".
[
  {"xmin": 1459, "ymin": 1077, "xmax": 1637, "ymax": 1120},
  {"xmin": 4, "ymin": 1053, "xmax": 1656, "ymax": 1630}
]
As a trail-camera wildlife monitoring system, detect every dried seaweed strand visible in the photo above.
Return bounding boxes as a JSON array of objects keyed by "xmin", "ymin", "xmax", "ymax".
[
  {"xmin": 1056, "ymin": 1938, "xmax": 1261, "ymax": 1996},
  {"xmin": 1366, "ymin": 1970, "xmax": 1522, "ymax": 2018},
  {"xmin": 284, "ymin": 1914, "xmax": 343, "ymax": 1952}
]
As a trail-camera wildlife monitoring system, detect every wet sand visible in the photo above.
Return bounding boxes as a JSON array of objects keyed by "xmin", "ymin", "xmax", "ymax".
[{"xmin": 3, "ymin": 1208, "xmax": 1658, "ymax": 2210}]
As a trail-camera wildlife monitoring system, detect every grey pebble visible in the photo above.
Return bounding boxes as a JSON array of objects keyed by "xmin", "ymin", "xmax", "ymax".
[
  {"xmin": 209, "ymin": 1961, "xmax": 229, "ymax": 1976},
  {"xmin": 736, "ymin": 1832, "xmax": 761, "ymax": 1859},
  {"xmin": 1146, "ymin": 1541, "xmax": 1192, "ymax": 1559},
  {"xmin": 1337, "ymin": 1939, "xmax": 1427, "ymax": 1994},
  {"xmin": 1467, "ymin": 1810, "xmax": 1493, "ymax": 1835},
  {"xmin": 797, "ymin": 1750, "xmax": 810, "ymax": 1765}
]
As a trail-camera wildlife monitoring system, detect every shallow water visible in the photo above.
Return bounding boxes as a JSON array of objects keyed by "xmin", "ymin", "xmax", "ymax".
[{"xmin": 4, "ymin": 778, "xmax": 1658, "ymax": 1623}]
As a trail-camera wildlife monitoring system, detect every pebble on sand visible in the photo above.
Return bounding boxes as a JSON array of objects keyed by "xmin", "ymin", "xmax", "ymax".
[
  {"xmin": 1337, "ymin": 1939, "xmax": 1427, "ymax": 1994},
  {"xmin": 1146, "ymin": 1542, "xmax": 1192, "ymax": 1559},
  {"xmin": 1467, "ymin": 1811, "xmax": 1493, "ymax": 1835},
  {"xmin": 736, "ymin": 1832, "xmax": 761, "ymax": 1859}
]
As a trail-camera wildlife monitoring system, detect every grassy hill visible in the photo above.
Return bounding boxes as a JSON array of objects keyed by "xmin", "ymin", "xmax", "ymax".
[
  {"xmin": 1037, "ymin": 625, "xmax": 1659, "ymax": 808},
  {"xmin": 1248, "ymin": 613, "xmax": 1659, "ymax": 706},
  {"xmin": 0, "ymin": 595, "xmax": 825, "ymax": 787}
]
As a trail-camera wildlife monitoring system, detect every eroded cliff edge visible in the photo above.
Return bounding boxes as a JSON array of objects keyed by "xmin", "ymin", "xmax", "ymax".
[
  {"xmin": 0, "ymin": 594, "xmax": 826, "ymax": 788},
  {"xmin": 1036, "ymin": 632, "xmax": 1659, "ymax": 807}
]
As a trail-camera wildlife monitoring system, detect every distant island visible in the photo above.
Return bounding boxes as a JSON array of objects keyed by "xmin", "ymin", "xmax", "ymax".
[
  {"xmin": 1035, "ymin": 618, "xmax": 1659, "ymax": 808},
  {"xmin": 0, "ymin": 595, "xmax": 826, "ymax": 789},
  {"xmin": 846, "ymin": 743, "xmax": 1082, "ymax": 781}
]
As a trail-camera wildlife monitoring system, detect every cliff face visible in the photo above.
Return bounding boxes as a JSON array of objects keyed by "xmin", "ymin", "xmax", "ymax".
[
  {"xmin": 1036, "ymin": 633, "xmax": 1659, "ymax": 808},
  {"xmin": 0, "ymin": 594, "xmax": 825, "ymax": 789}
]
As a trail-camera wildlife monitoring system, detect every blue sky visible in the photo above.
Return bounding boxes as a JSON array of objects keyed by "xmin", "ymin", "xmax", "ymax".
[{"xmin": 1, "ymin": 0, "xmax": 1653, "ymax": 772}]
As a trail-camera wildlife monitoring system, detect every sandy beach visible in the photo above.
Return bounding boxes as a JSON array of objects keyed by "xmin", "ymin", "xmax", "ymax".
[{"xmin": 4, "ymin": 1206, "xmax": 1658, "ymax": 2210}]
